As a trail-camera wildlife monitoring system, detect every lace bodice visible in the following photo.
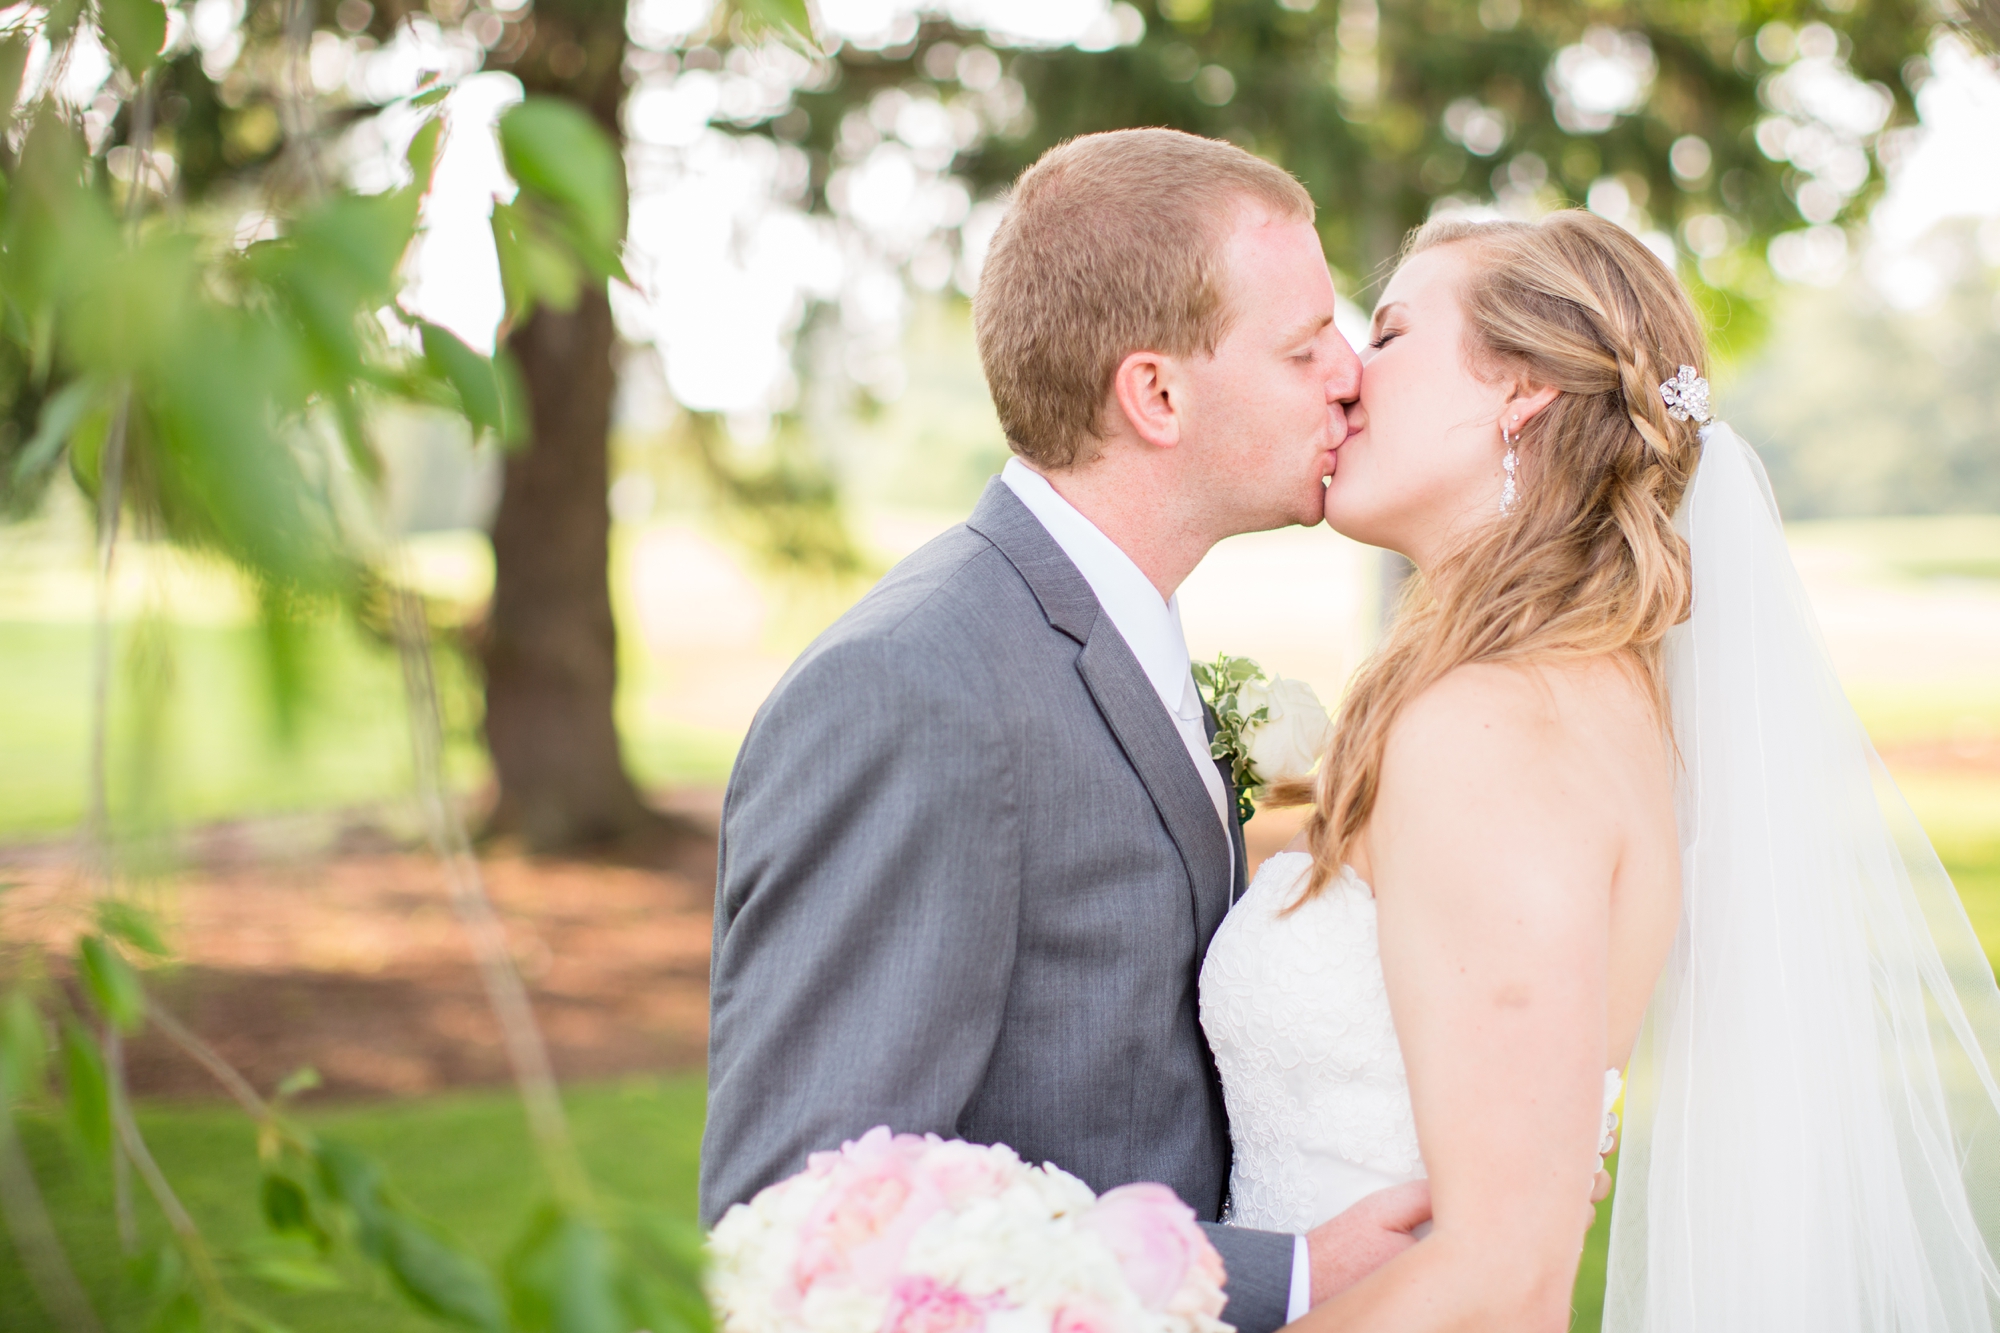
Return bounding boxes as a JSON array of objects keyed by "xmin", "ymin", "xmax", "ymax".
[
  {"xmin": 1201, "ymin": 852, "xmax": 1620, "ymax": 1232},
  {"xmin": 1200, "ymin": 853, "xmax": 1421, "ymax": 1231}
]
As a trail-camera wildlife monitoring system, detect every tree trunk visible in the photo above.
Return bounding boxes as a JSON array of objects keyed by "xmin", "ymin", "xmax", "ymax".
[{"xmin": 481, "ymin": 289, "xmax": 662, "ymax": 852}]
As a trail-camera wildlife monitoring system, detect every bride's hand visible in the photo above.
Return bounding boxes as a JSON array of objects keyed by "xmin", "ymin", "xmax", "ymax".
[{"xmin": 1305, "ymin": 1179, "xmax": 1433, "ymax": 1302}]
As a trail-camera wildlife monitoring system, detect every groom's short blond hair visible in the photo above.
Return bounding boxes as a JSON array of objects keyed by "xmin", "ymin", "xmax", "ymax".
[{"xmin": 973, "ymin": 129, "xmax": 1315, "ymax": 470}]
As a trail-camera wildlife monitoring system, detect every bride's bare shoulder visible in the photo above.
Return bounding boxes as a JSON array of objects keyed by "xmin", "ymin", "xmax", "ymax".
[
  {"xmin": 1367, "ymin": 656, "xmax": 1670, "ymax": 907},
  {"xmin": 1381, "ymin": 655, "xmax": 1667, "ymax": 799}
]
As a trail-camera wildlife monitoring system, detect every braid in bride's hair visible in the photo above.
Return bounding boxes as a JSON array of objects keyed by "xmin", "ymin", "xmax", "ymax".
[{"xmin": 1271, "ymin": 210, "xmax": 1708, "ymax": 902}]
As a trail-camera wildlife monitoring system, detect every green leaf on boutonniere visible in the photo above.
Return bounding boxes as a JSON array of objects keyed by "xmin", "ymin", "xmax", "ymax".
[{"xmin": 1194, "ymin": 653, "xmax": 1269, "ymax": 824}]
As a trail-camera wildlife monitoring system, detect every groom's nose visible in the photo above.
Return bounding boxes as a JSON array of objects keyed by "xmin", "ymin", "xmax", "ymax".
[{"xmin": 1325, "ymin": 331, "xmax": 1362, "ymax": 406}]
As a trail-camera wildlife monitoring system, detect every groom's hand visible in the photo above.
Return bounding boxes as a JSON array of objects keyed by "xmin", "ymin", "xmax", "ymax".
[{"xmin": 1306, "ymin": 1179, "xmax": 1433, "ymax": 1302}]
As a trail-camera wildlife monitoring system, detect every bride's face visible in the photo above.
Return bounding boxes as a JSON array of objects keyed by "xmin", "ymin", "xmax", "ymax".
[{"xmin": 1324, "ymin": 243, "xmax": 1516, "ymax": 566}]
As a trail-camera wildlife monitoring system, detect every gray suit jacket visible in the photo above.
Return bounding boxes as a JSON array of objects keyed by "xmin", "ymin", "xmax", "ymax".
[{"xmin": 700, "ymin": 479, "xmax": 1296, "ymax": 1331}]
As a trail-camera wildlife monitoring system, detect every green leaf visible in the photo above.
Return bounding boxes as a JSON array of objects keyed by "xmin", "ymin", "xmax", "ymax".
[
  {"xmin": 98, "ymin": 0, "xmax": 167, "ymax": 74},
  {"xmin": 130, "ymin": 1239, "xmax": 184, "ymax": 1300},
  {"xmin": 260, "ymin": 1173, "xmax": 314, "ymax": 1237},
  {"xmin": 60, "ymin": 1015, "xmax": 112, "ymax": 1163},
  {"xmin": 0, "ymin": 34, "xmax": 31, "ymax": 136},
  {"xmin": 729, "ymin": 0, "xmax": 814, "ymax": 43},
  {"xmin": 78, "ymin": 934, "xmax": 145, "ymax": 1033},
  {"xmin": 314, "ymin": 1136, "xmax": 506, "ymax": 1330},
  {"xmin": 61, "ymin": 400, "xmax": 113, "ymax": 498},
  {"xmin": 382, "ymin": 1212, "xmax": 507, "ymax": 1331},
  {"xmin": 504, "ymin": 1204, "xmax": 622, "ymax": 1333},
  {"xmin": 6, "ymin": 116, "xmax": 114, "ymax": 322},
  {"xmin": 419, "ymin": 323, "xmax": 506, "ymax": 441},
  {"xmin": 0, "ymin": 989, "xmax": 49, "ymax": 1105},
  {"xmin": 44, "ymin": 0, "xmax": 85, "ymax": 46},
  {"xmin": 497, "ymin": 99, "xmax": 626, "ymax": 278},
  {"xmin": 244, "ymin": 1251, "xmax": 343, "ymax": 1293},
  {"xmin": 406, "ymin": 114, "xmax": 445, "ymax": 189},
  {"xmin": 97, "ymin": 898, "xmax": 170, "ymax": 958},
  {"xmin": 13, "ymin": 378, "xmax": 99, "ymax": 485},
  {"xmin": 494, "ymin": 348, "xmax": 530, "ymax": 450},
  {"xmin": 313, "ymin": 1140, "xmax": 388, "ymax": 1253},
  {"xmin": 492, "ymin": 200, "xmax": 582, "ymax": 320},
  {"xmin": 275, "ymin": 1066, "xmax": 321, "ymax": 1100},
  {"xmin": 143, "ymin": 309, "xmax": 341, "ymax": 589}
]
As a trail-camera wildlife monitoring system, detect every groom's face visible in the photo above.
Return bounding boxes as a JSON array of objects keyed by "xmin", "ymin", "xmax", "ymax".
[{"xmin": 1174, "ymin": 211, "xmax": 1359, "ymax": 532}]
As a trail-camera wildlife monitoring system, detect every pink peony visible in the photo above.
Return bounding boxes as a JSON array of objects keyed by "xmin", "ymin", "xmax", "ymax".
[
  {"xmin": 918, "ymin": 1138, "xmax": 1025, "ymax": 1207},
  {"xmin": 1078, "ymin": 1184, "xmax": 1227, "ymax": 1318},
  {"xmin": 793, "ymin": 1128, "xmax": 948, "ymax": 1296},
  {"xmin": 882, "ymin": 1275, "xmax": 991, "ymax": 1333},
  {"xmin": 1050, "ymin": 1298, "xmax": 1121, "ymax": 1333}
]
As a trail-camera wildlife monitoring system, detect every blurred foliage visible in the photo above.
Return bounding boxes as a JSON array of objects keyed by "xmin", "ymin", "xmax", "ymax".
[
  {"xmin": 1949, "ymin": 0, "xmax": 2000, "ymax": 54},
  {"xmin": 0, "ymin": 0, "xmax": 718, "ymax": 1321},
  {"xmin": 1726, "ymin": 233, "xmax": 2000, "ymax": 517},
  {"xmin": 0, "ymin": 1078, "xmax": 711, "ymax": 1333},
  {"xmin": 676, "ymin": 410, "xmax": 870, "ymax": 579},
  {"xmin": 745, "ymin": 0, "xmax": 1932, "ymax": 360},
  {"xmin": 0, "ymin": 1074, "xmax": 715, "ymax": 1333}
]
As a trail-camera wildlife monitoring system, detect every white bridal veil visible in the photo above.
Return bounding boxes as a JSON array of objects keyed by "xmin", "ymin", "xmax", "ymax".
[{"xmin": 1604, "ymin": 423, "xmax": 2000, "ymax": 1331}]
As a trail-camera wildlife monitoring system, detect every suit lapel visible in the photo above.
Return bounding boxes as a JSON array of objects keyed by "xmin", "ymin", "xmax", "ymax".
[
  {"xmin": 970, "ymin": 480, "xmax": 1233, "ymax": 939},
  {"xmin": 967, "ymin": 479, "xmax": 1099, "ymax": 642},
  {"xmin": 1075, "ymin": 633, "xmax": 1234, "ymax": 943}
]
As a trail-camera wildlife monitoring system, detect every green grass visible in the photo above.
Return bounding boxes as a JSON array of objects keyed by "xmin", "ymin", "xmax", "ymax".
[
  {"xmin": 0, "ymin": 616, "xmax": 739, "ymax": 839},
  {"xmin": 0, "ymin": 1076, "xmax": 708, "ymax": 1332},
  {"xmin": 0, "ymin": 618, "xmax": 485, "ymax": 838},
  {"xmin": 1788, "ymin": 514, "xmax": 2000, "ymax": 584}
]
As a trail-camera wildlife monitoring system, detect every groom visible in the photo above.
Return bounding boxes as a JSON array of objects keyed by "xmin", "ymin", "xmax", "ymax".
[{"xmin": 700, "ymin": 129, "xmax": 1430, "ymax": 1330}]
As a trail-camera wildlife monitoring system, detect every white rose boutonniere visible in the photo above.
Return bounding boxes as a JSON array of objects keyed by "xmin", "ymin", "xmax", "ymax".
[{"xmin": 1192, "ymin": 654, "xmax": 1335, "ymax": 823}]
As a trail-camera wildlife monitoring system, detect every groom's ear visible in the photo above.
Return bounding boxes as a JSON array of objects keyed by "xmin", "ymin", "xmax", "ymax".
[{"xmin": 1110, "ymin": 349, "xmax": 1183, "ymax": 451}]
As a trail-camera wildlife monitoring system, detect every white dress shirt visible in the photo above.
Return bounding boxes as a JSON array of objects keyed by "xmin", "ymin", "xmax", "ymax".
[{"xmin": 1001, "ymin": 460, "xmax": 1312, "ymax": 1320}]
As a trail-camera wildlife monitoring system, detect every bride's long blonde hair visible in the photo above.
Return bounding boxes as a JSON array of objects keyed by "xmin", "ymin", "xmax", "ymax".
[{"xmin": 1272, "ymin": 210, "xmax": 1709, "ymax": 902}]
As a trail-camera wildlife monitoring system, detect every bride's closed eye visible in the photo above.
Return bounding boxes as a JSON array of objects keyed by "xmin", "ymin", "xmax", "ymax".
[{"xmin": 1369, "ymin": 328, "xmax": 1401, "ymax": 350}]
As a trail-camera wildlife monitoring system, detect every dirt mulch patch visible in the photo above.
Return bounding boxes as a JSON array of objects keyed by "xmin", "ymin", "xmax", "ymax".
[
  {"xmin": 0, "ymin": 793, "xmax": 721, "ymax": 1101},
  {"xmin": 3, "ymin": 745, "xmax": 1982, "ymax": 1104}
]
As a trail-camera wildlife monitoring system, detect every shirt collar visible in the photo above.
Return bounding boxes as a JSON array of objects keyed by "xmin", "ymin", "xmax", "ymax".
[{"xmin": 1000, "ymin": 458, "xmax": 1200, "ymax": 722}]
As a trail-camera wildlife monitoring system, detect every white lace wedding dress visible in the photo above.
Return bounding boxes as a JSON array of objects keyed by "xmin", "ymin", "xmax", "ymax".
[
  {"xmin": 1199, "ymin": 852, "xmax": 1422, "ymax": 1231},
  {"xmin": 1200, "ymin": 850, "xmax": 1618, "ymax": 1232}
]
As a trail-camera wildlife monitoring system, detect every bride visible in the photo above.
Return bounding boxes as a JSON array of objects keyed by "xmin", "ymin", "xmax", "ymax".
[{"xmin": 1200, "ymin": 210, "xmax": 2000, "ymax": 1330}]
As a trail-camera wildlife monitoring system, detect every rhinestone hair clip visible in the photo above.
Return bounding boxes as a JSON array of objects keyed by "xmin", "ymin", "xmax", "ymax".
[{"xmin": 1660, "ymin": 365, "xmax": 1712, "ymax": 425}]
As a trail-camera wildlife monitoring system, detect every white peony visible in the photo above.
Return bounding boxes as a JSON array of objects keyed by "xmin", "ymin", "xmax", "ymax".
[{"xmin": 1237, "ymin": 676, "xmax": 1334, "ymax": 784}]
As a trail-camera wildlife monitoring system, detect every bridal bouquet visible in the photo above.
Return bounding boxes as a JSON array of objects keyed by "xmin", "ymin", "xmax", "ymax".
[{"xmin": 707, "ymin": 1127, "xmax": 1232, "ymax": 1333}]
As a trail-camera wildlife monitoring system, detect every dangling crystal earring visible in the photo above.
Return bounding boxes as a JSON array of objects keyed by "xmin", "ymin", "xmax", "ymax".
[{"xmin": 1499, "ymin": 422, "xmax": 1520, "ymax": 515}]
